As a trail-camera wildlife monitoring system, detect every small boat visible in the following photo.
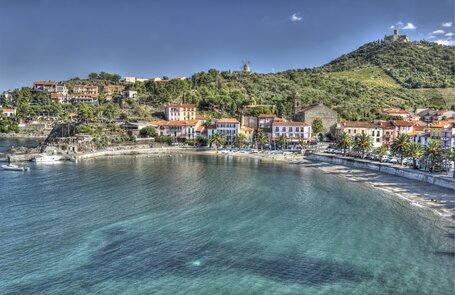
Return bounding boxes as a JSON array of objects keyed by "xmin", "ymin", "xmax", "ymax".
[
  {"xmin": 2, "ymin": 164, "xmax": 30, "ymax": 172},
  {"xmin": 32, "ymin": 155, "xmax": 65, "ymax": 163}
]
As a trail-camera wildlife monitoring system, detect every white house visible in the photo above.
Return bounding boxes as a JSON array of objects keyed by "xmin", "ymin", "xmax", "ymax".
[
  {"xmin": 272, "ymin": 121, "xmax": 312, "ymax": 142},
  {"xmin": 1, "ymin": 108, "xmax": 16, "ymax": 117},
  {"xmin": 207, "ymin": 118, "xmax": 240, "ymax": 145},
  {"xmin": 122, "ymin": 90, "xmax": 138, "ymax": 99},
  {"xmin": 164, "ymin": 103, "xmax": 197, "ymax": 121}
]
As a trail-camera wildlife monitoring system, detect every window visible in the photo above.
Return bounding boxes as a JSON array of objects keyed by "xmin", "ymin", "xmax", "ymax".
[
  {"xmin": 275, "ymin": 127, "xmax": 279, "ymax": 132},
  {"xmin": 354, "ymin": 129, "xmax": 357, "ymax": 134},
  {"xmin": 289, "ymin": 127, "xmax": 293, "ymax": 132},
  {"xmin": 282, "ymin": 127, "xmax": 286, "ymax": 132}
]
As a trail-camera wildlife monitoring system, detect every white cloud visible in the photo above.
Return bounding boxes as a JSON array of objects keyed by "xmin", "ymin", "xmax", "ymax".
[
  {"xmin": 445, "ymin": 32, "xmax": 454, "ymax": 37},
  {"xmin": 432, "ymin": 30, "xmax": 445, "ymax": 34},
  {"xmin": 402, "ymin": 22, "xmax": 416, "ymax": 30},
  {"xmin": 291, "ymin": 13, "xmax": 302, "ymax": 22},
  {"xmin": 442, "ymin": 22, "xmax": 453, "ymax": 27},
  {"xmin": 433, "ymin": 39, "xmax": 455, "ymax": 46},
  {"xmin": 390, "ymin": 21, "xmax": 404, "ymax": 29}
]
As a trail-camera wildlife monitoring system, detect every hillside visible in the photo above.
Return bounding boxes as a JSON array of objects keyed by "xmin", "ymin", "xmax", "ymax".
[
  {"xmin": 5, "ymin": 41, "xmax": 455, "ymax": 123},
  {"xmin": 321, "ymin": 41, "xmax": 455, "ymax": 88}
]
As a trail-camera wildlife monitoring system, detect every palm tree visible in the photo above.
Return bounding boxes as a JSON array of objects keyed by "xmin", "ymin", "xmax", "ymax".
[
  {"xmin": 211, "ymin": 131, "xmax": 225, "ymax": 152},
  {"xmin": 406, "ymin": 142, "xmax": 423, "ymax": 169},
  {"xmin": 446, "ymin": 146, "xmax": 455, "ymax": 178},
  {"xmin": 377, "ymin": 144, "xmax": 389, "ymax": 163},
  {"xmin": 235, "ymin": 133, "xmax": 247, "ymax": 148},
  {"xmin": 278, "ymin": 134, "xmax": 287, "ymax": 150},
  {"xmin": 353, "ymin": 133, "xmax": 372, "ymax": 158},
  {"xmin": 391, "ymin": 133, "xmax": 409, "ymax": 165},
  {"xmin": 337, "ymin": 132, "xmax": 352, "ymax": 155},
  {"xmin": 425, "ymin": 139, "xmax": 442, "ymax": 173},
  {"xmin": 256, "ymin": 131, "xmax": 268, "ymax": 150}
]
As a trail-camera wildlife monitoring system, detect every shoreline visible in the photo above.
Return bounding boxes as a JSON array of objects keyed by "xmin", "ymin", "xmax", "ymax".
[{"xmin": 72, "ymin": 147, "xmax": 455, "ymax": 228}]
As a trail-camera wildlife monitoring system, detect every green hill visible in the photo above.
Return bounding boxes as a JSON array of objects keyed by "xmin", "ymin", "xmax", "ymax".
[
  {"xmin": 7, "ymin": 41, "xmax": 455, "ymax": 123},
  {"xmin": 321, "ymin": 41, "xmax": 455, "ymax": 88}
]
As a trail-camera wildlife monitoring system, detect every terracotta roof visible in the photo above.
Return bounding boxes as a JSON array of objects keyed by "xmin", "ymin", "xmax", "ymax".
[
  {"xmin": 196, "ymin": 125, "xmax": 205, "ymax": 132},
  {"xmin": 383, "ymin": 109, "xmax": 409, "ymax": 115},
  {"xmin": 148, "ymin": 119, "xmax": 199, "ymax": 127},
  {"xmin": 343, "ymin": 121, "xmax": 379, "ymax": 128},
  {"xmin": 430, "ymin": 121, "xmax": 452, "ymax": 128},
  {"xmin": 413, "ymin": 125, "xmax": 428, "ymax": 132},
  {"xmin": 272, "ymin": 121, "xmax": 308, "ymax": 126},
  {"xmin": 1, "ymin": 108, "xmax": 16, "ymax": 112},
  {"xmin": 240, "ymin": 127, "xmax": 254, "ymax": 132},
  {"xmin": 258, "ymin": 114, "xmax": 275, "ymax": 118},
  {"xmin": 167, "ymin": 103, "xmax": 196, "ymax": 108},
  {"xmin": 195, "ymin": 115, "xmax": 206, "ymax": 120},
  {"xmin": 34, "ymin": 81, "xmax": 56, "ymax": 86},
  {"xmin": 68, "ymin": 113, "xmax": 78, "ymax": 117},
  {"xmin": 216, "ymin": 118, "xmax": 240, "ymax": 124},
  {"xmin": 391, "ymin": 120, "xmax": 413, "ymax": 127},
  {"xmin": 74, "ymin": 85, "xmax": 98, "ymax": 88}
]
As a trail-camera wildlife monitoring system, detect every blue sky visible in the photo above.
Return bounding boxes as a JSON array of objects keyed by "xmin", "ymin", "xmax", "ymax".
[{"xmin": 0, "ymin": 0, "xmax": 453, "ymax": 91}]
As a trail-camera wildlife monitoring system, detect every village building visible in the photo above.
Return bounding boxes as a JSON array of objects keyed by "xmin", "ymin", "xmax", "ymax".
[
  {"xmin": 271, "ymin": 121, "xmax": 312, "ymax": 142},
  {"xmin": 206, "ymin": 118, "xmax": 240, "ymax": 145},
  {"xmin": 1, "ymin": 108, "xmax": 16, "ymax": 117},
  {"xmin": 148, "ymin": 119, "xmax": 201, "ymax": 140},
  {"xmin": 72, "ymin": 96, "xmax": 98, "ymax": 105},
  {"xmin": 240, "ymin": 127, "xmax": 254, "ymax": 145},
  {"xmin": 72, "ymin": 85, "xmax": 99, "ymax": 96},
  {"xmin": 341, "ymin": 121, "xmax": 383, "ymax": 148},
  {"xmin": 122, "ymin": 90, "xmax": 138, "ymax": 99},
  {"xmin": 164, "ymin": 103, "xmax": 197, "ymax": 121},
  {"xmin": 103, "ymin": 85, "xmax": 125, "ymax": 95},
  {"xmin": 294, "ymin": 102, "xmax": 338, "ymax": 135},
  {"xmin": 383, "ymin": 108, "xmax": 411, "ymax": 120},
  {"xmin": 56, "ymin": 83, "xmax": 68, "ymax": 95},
  {"xmin": 430, "ymin": 121, "xmax": 454, "ymax": 149},
  {"xmin": 33, "ymin": 81, "xmax": 56, "ymax": 92},
  {"xmin": 51, "ymin": 93, "xmax": 70, "ymax": 104},
  {"xmin": 391, "ymin": 120, "xmax": 414, "ymax": 136},
  {"xmin": 378, "ymin": 121, "xmax": 397, "ymax": 144},
  {"xmin": 1, "ymin": 90, "xmax": 14, "ymax": 104}
]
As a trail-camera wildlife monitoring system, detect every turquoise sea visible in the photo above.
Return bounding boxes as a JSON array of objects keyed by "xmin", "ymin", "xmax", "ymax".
[{"xmin": 0, "ymin": 140, "xmax": 454, "ymax": 294}]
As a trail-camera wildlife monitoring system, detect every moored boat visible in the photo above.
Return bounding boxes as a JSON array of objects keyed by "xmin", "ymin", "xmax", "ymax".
[
  {"xmin": 32, "ymin": 155, "xmax": 65, "ymax": 163},
  {"xmin": 1, "ymin": 164, "xmax": 30, "ymax": 172}
]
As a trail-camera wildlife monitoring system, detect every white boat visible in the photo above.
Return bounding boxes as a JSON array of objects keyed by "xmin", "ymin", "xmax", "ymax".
[
  {"xmin": 32, "ymin": 155, "xmax": 65, "ymax": 163},
  {"xmin": 2, "ymin": 164, "xmax": 30, "ymax": 172}
]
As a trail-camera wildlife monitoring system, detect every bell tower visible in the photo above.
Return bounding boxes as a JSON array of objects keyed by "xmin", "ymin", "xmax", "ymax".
[{"xmin": 294, "ymin": 92, "xmax": 302, "ymax": 115}]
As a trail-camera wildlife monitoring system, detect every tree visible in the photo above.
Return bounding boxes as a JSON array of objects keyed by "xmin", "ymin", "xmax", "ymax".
[
  {"xmin": 77, "ymin": 104, "xmax": 94, "ymax": 122},
  {"xmin": 446, "ymin": 146, "xmax": 455, "ymax": 178},
  {"xmin": 391, "ymin": 133, "xmax": 409, "ymax": 165},
  {"xmin": 337, "ymin": 132, "xmax": 352, "ymax": 155},
  {"xmin": 312, "ymin": 117, "xmax": 324, "ymax": 136},
  {"xmin": 140, "ymin": 126, "xmax": 157, "ymax": 138},
  {"xmin": 235, "ymin": 133, "xmax": 247, "ymax": 148},
  {"xmin": 353, "ymin": 133, "xmax": 372, "ymax": 158},
  {"xmin": 278, "ymin": 134, "xmax": 287, "ymax": 150},
  {"xmin": 88, "ymin": 73, "xmax": 98, "ymax": 80},
  {"xmin": 425, "ymin": 139, "xmax": 443, "ymax": 173},
  {"xmin": 406, "ymin": 142, "xmax": 423, "ymax": 169},
  {"xmin": 211, "ymin": 131, "xmax": 225, "ymax": 151},
  {"xmin": 256, "ymin": 131, "xmax": 268, "ymax": 150},
  {"xmin": 377, "ymin": 144, "xmax": 389, "ymax": 162}
]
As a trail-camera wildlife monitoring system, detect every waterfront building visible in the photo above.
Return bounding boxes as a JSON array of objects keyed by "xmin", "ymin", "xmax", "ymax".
[
  {"xmin": 271, "ymin": 121, "xmax": 312, "ymax": 142},
  {"xmin": 240, "ymin": 127, "xmax": 254, "ymax": 145},
  {"xmin": 206, "ymin": 118, "xmax": 240, "ymax": 145},
  {"xmin": 294, "ymin": 103, "xmax": 338, "ymax": 135},
  {"xmin": 257, "ymin": 114, "xmax": 276, "ymax": 132},
  {"xmin": 164, "ymin": 103, "xmax": 197, "ymax": 121},
  {"xmin": 148, "ymin": 119, "xmax": 201, "ymax": 140},
  {"xmin": 33, "ymin": 81, "xmax": 56, "ymax": 92},
  {"xmin": 378, "ymin": 121, "xmax": 397, "ymax": 144},
  {"xmin": 391, "ymin": 120, "xmax": 414, "ymax": 136},
  {"xmin": 430, "ymin": 121, "xmax": 454, "ymax": 149},
  {"xmin": 341, "ymin": 121, "xmax": 383, "ymax": 148}
]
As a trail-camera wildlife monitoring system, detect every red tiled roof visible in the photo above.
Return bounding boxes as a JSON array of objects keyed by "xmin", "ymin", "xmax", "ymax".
[
  {"xmin": 196, "ymin": 125, "xmax": 205, "ymax": 132},
  {"xmin": 167, "ymin": 103, "xmax": 196, "ymax": 108},
  {"xmin": 391, "ymin": 120, "xmax": 413, "ymax": 127},
  {"xmin": 240, "ymin": 127, "xmax": 254, "ymax": 132},
  {"xmin": 343, "ymin": 121, "xmax": 379, "ymax": 128},
  {"xmin": 1, "ymin": 108, "xmax": 16, "ymax": 112},
  {"xmin": 216, "ymin": 118, "xmax": 240, "ymax": 124},
  {"xmin": 148, "ymin": 119, "xmax": 199, "ymax": 127},
  {"xmin": 272, "ymin": 121, "xmax": 308, "ymax": 126},
  {"xmin": 383, "ymin": 109, "xmax": 409, "ymax": 115},
  {"xmin": 258, "ymin": 114, "xmax": 275, "ymax": 118},
  {"xmin": 34, "ymin": 81, "xmax": 56, "ymax": 86}
]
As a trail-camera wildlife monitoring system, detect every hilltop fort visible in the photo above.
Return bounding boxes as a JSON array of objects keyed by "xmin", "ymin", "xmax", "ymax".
[{"xmin": 384, "ymin": 29, "xmax": 409, "ymax": 43}]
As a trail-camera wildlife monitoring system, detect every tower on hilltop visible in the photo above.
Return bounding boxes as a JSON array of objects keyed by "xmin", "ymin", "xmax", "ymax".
[{"xmin": 384, "ymin": 29, "xmax": 409, "ymax": 43}]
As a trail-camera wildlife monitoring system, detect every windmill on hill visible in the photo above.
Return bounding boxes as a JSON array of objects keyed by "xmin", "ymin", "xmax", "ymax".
[{"xmin": 241, "ymin": 60, "xmax": 251, "ymax": 73}]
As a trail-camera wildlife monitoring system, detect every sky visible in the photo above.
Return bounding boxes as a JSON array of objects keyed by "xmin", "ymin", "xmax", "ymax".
[{"xmin": 0, "ymin": 0, "xmax": 454, "ymax": 91}]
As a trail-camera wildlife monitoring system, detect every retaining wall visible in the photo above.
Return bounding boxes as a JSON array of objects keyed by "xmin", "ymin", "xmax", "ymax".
[{"xmin": 307, "ymin": 153, "xmax": 455, "ymax": 190}]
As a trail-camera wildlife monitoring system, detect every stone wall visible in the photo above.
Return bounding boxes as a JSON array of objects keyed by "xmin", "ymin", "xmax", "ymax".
[{"xmin": 307, "ymin": 153, "xmax": 455, "ymax": 190}]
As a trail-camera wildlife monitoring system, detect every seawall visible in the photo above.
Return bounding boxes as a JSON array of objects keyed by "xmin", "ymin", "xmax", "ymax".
[{"xmin": 306, "ymin": 153, "xmax": 455, "ymax": 190}]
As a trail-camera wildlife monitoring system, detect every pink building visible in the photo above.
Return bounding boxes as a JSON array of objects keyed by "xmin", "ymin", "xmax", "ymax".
[
  {"xmin": 149, "ymin": 119, "xmax": 201, "ymax": 139},
  {"xmin": 164, "ymin": 103, "xmax": 197, "ymax": 121}
]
